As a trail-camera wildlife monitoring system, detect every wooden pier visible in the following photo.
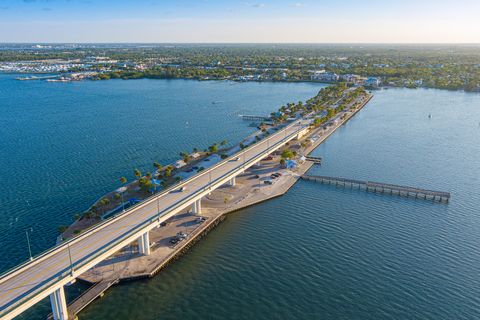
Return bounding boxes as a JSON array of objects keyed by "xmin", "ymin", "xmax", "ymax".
[
  {"xmin": 302, "ymin": 175, "xmax": 450, "ymax": 202},
  {"xmin": 240, "ymin": 114, "xmax": 271, "ymax": 122}
]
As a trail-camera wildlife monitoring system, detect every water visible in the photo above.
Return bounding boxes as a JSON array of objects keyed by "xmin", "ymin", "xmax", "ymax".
[{"xmin": 2, "ymin": 78, "xmax": 480, "ymax": 319}]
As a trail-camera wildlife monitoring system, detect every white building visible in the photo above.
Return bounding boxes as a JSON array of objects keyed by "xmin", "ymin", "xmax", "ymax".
[{"xmin": 311, "ymin": 71, "xmax": 339, "ymax": 82}]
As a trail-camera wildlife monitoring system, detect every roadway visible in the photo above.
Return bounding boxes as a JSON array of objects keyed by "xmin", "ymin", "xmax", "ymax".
[{"xmin": 0, "ymin": 119, "xmax": 309, "ymax": 319}]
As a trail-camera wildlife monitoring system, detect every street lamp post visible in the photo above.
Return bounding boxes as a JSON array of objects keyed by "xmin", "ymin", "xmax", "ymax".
[
  {"xmin": 121, "ymin": 188, "xmax": 125, "ymax": 212},
  {"xmin": 25, "ymin": 228, "xmax": 33, "ymax": 261},
  {"xmin": 67, "ymin": 243, "xmax": 74, "ymax": 276},
  {"xmin": 155, "ymin": 185, "xmax": 160, "ymax": 214}
]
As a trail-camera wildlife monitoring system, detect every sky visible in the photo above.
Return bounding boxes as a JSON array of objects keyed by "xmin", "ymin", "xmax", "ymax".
[{"xmin": 0, "ymin": 0, "xmax": 479, "ymax": 43}]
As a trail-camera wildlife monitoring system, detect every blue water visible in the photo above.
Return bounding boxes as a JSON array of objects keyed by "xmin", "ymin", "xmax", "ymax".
[
  {"xmin": 2, "ymin": 76, "xmax": 480, "ymax": 319},
  {"xmin": 0, "ymin": 75, "xmax": 325, "ymax": 271}
]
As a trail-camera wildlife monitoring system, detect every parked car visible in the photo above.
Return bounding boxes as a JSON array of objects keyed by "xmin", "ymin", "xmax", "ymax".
[
  {"xmin": 264, "ymin": 179, "xmax": 273, "ymax": 185},
  {"xmin": 254, "ymin": 174, "xmax": 260, "ymax": 179},
  {"xmin": 196, "ymin": 217, "xmax": 206, "ymax": 223},
  {"xmin": 177, "ymin": 232, "xmax": 188, "ymax": 239},
  {"xmin": 160, "ymin": 221, "xmax": 168, "ymax": 227},
  {"xmin": 262, "ymin": 156, "xmax": 273, "ymax": 161},
  {"xmin": 169, "ymin": 238, "xmax": 178, "ymax": 244}
]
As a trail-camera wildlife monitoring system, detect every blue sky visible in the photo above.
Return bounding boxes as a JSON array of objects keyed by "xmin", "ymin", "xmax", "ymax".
[{"xmin": 0, "ymin": 0, "xmax": 478, "ymax": 43}]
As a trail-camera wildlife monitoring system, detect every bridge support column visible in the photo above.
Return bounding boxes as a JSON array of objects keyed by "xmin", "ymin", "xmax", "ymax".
[
  {"xmin": 50, "ymin": 287, "xmax": 68, "ymax": 320},
  {"xmin": 228, "ymin": 177, "xmax": 236, "ymax": 187},
  {"xmin": 138, "ymin": 231, "xmax": 150, "ymax": 256},
  {"xmin": 192, "ymin": 199, "xmax": 202, "ymax": 214}
]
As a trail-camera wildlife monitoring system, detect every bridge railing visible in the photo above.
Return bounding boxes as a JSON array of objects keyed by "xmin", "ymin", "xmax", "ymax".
[
  {"xmin": 0, "ymin": 119, "xmax": 301, "ymax": 282},
  {"xmin": 0, "ymin": 120, "xmax": 305, "ymax": 317}
]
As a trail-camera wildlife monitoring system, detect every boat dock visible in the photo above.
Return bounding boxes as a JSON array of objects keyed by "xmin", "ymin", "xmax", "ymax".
[
  {"xmin": 302, "ymin": 175, "xmax": 450, "ymax": 202},
  {"xmin": 305, "ymin": 156, "xmax": 322, "ymax": 164}
]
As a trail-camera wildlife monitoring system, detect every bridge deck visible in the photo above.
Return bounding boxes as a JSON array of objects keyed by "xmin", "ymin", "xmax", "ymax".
[{"xmin": 0, "ymin": 119, "xmax": 309, "ymax": 320}]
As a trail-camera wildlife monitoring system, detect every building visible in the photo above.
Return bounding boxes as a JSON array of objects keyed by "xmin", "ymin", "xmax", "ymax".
[
  {"xmin": 311, "ymin": 71, "xmax": 339, "ymax": 82},
  {"xmin": 340, "ymin": 74, "xmax": 364, "ymax": 84},
  {"xmin": 364, "ymin": 77, "xmax": 381, "ymax": 87}
]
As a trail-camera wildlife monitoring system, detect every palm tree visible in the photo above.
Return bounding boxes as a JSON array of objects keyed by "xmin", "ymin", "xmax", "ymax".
[
  {"xmin": 134, "ymin": 169, "xmax": 141, "ymax": 179},
  {"xmin": 208, "ymin": 143, "xmax": 218, "ymax": 153},
  {"xmin": 119, "ymin": 176, "xmax": 127, "ymax": 212},
  {"xmin": 153, "ymin": 162, "xmax": 162, "ymax": 173},
  {"xmin": 220, "ymin": 140, "xmax": 228, "ymax": 147},
  {"xmin": 224, "ymin": 196, "xmax": 228, "ymax": 208}
]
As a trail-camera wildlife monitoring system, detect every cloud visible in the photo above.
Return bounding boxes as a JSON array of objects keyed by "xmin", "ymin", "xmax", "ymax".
[
  {"xmin": 42, "ymin": 7, "xmax": 53, "ymax": 11},
  {"xmin": 0, "ymin": 6, "xmax": 10, "ymax": 10},
  {"xmin": 243, "ymin": 2, "xmax": 266, "ymax": 8},
  {"xmin": 23, "ymin": 0, "xmax": 36, "ymax": 3},
  {"xmin": 289, "ymin": 2, "xmax": 305, "ymax": 7}
]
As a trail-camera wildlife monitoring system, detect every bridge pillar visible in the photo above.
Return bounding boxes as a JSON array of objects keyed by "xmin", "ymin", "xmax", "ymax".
[
  {"xmin": 228, "ymin": 177, "xmax": 236, "ymax": 187},
  {"xmin": 192, "ymin": 199, "xmax": 202, "ymax": 214},
  {"xmin": 50, "ymin": 286, "xmax": 68, "ymax": 320},
  {"xmin": 137, "ymin": 231, "xmax": 151, "ymax": 256}
]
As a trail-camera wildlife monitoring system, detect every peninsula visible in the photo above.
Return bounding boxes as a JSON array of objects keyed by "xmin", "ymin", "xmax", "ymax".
[{"xmin": 0, "ymin": 83, "xmax": 372, "ymax": 320}]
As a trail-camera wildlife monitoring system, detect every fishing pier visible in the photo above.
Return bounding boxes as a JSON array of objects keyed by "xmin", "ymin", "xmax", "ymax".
[{"xmin": 302, "ymin": 175, "xmax": 450, "ymax": 202}]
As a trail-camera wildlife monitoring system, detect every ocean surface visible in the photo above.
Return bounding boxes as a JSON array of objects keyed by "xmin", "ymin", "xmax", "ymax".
[{"xmin": 1, "ymin": 75, "xmax": 480, "ymax": 319}]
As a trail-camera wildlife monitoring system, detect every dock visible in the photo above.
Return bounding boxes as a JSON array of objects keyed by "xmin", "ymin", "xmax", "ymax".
[
  {"xmin": 304, "ymin": 156, "xmax": 322, "ymax": 164},
  {"xmin": 240, "ymin": 114, "xmax": 271, "ymax": 122},
  {"xmin": 302, "ymin": 175, "xmax": 450, "ymax": 202}
]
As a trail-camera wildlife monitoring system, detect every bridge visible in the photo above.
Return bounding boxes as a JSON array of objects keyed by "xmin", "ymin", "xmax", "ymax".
[
  {"xmin": 0, "ymin": 119, "xmax": 310, "ymax": 320},
  {"xmin": 302, "ymin": 175, "xmax": 450, "ymax": 202}
]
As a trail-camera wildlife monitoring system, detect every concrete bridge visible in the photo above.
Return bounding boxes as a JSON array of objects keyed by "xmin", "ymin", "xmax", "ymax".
[{"xmin": 0, "ymin": 119, "xmax": 310, "ymax": 320}]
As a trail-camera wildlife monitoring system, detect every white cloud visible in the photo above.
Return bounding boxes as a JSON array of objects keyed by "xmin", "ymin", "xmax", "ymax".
[
  {"xmin": 289, "ymin": 3, "xmax": 305, "ymax": 7},
  {"xmin": 243, "ymin": 2, "xmax": 266, "ymax": 8}
]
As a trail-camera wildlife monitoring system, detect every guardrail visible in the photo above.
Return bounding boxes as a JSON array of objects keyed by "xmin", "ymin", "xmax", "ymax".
[
  {"xmin": 0, "ymin": 120, "xmax": 305, "ymax": 318},
  {"xmin": 0, "ymin": 119, "xmax": 300, "ymax": 283}
]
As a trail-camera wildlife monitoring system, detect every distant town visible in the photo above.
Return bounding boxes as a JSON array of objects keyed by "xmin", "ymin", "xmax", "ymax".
[{"xmin": 1, "ymin": 44, "xmax": 479, "ymax": 91}]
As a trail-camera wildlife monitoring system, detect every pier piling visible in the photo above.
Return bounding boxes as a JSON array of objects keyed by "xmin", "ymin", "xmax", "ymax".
[{"xmin": 302, "ymin": 175, "xmax": 450, "ymax": 203}]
